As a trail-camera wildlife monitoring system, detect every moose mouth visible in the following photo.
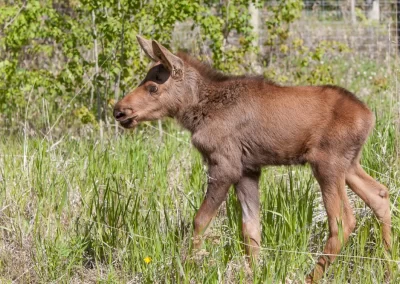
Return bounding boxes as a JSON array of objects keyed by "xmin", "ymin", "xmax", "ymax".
[{"xmin": 119, "ymin": 116, "xmax": 139, "ymax": 129}]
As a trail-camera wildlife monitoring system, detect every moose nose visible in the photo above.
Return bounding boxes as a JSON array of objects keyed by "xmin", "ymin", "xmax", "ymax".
[
  {"xmin": 113, "ymin": 107, "xmax": 133, "ymax": 121},
  {"xmin": 114, "ymin": 110, "xmax": 125, "ymax": 120}
]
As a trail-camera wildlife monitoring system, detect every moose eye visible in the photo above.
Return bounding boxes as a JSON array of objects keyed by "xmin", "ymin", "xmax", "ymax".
[{"xmin": 148, "ymin": 85, "xmax": 158, "ymax": 94}]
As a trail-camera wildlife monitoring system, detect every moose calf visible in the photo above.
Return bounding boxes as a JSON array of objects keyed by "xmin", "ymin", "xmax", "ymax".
[{"xmin": 114, "ymin": 36, "xmax": 391, "ymax": 282}]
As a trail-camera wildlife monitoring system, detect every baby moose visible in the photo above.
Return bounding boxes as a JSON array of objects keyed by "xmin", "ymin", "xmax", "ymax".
[{"xmin": 113, "ymin": 36, "xmax": 391, "ymax": 282}]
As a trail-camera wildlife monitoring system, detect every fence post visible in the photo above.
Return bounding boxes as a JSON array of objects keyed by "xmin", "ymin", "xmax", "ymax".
[
  {"xmin": 350, "ymin": 0, "xmax": 356, "ymax": 24},
  {"xmin": 398, "ymin": 0, "xmax": 400, "ymax": 52},
  {"xmin": 249, "ymin": 0, "xmax": 261, "ymax": 73},
  {"xmin": 367, "ymin": 0, "xmax": 380, "ymax": 21}
]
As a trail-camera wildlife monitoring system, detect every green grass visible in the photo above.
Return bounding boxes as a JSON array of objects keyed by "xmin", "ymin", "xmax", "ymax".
[{"xmin": 0, "ymin": 101, "xmax": 399, "ymax": 283}]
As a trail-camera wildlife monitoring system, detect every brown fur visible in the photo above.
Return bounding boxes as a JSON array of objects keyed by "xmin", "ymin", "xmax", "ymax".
[{"xmin": 114, "ymin": 36, "xmax": 392, "ymax": 282}]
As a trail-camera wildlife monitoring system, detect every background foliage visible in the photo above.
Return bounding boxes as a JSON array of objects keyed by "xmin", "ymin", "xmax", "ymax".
[{"xmin": 0, "ymin": 0, "xmax": 307, "ymax": 133}]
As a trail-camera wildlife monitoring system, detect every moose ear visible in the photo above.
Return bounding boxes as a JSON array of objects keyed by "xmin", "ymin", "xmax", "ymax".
[
  {"xmin": 136, "ymin": 35, "xmax": 158, "ymax": 61},
  {"xmin": 152, "ymin": 40, "xmax": 184, "ymax": 80}
]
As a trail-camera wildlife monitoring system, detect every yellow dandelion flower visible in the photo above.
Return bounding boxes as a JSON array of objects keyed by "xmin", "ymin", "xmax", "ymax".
[{"xmin": 144, "ymin": 256, "xmax": 152, "ymax": 264}]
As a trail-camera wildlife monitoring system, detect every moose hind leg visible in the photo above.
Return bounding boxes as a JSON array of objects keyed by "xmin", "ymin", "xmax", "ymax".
[
  {"xmin": 235, "ymin": 170, "xmax": 261, "ymax": 261},
  {"xmin": 307, "ymin": 162, "xmax": 356, "ymax": 282},
  {"xmin": 345, "ymin": 162, "xmax": 391, "ymax": 250}
]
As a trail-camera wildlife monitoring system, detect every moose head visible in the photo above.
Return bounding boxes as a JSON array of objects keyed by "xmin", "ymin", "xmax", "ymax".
[{"xmin": 113, "ymin": 36, "xmax": 188, "ymax": 128}]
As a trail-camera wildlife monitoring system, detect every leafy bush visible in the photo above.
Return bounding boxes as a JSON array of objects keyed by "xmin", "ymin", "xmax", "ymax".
[{"xmin": 1, "ymin": 0, "xmax": 288, "ymax": 132}]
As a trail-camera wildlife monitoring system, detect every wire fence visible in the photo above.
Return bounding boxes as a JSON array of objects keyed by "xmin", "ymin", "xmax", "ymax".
[
  {"xmin": 292, "ymin": 0, "xmax": 398, "ymax": 60},
  {"xmin": 174, "ymin": 0, "xmax": 399, "ymax": 62}
]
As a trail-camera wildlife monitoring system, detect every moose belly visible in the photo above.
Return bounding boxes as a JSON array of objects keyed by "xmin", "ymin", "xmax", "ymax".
[
  {"xmin": 241, "ymin": 139, "xmax": 310, "ymax": 167},
  {"xmin": 239, "ymin": 123, "xmax": 315, "ymax": 167}
]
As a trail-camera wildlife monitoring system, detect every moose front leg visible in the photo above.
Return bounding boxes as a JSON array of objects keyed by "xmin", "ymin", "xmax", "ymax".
[
  {"xmin": 193, "ymin": 161, "xmax": 240, "ymax": 250},
  {"xmin": 193, "ymin": 176, "xmax": 231, "ymax": 249},
  {"xmin": 235, "ymin": 170, "xmax": 261, "ymax": 261}
]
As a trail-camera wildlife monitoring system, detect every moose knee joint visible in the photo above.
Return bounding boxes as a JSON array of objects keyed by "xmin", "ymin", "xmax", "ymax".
[{"xmin": 379, "ymin": 189, "xmax": 388, "ymax": 199}]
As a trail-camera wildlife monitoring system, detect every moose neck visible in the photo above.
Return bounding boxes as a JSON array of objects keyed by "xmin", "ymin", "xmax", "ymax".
[
  {"xmin": 173, "ymin": 70, "xmax": 204, "ymax": 133},
  {"xmin": 174, "ymin": 68, "xmax": 242, "ymax": 134}
]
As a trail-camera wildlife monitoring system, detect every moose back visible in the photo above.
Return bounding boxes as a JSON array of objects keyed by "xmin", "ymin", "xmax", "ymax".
[{"xmin": 113, "ymin": 36, "xmax": 391, "ymax": 282}]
